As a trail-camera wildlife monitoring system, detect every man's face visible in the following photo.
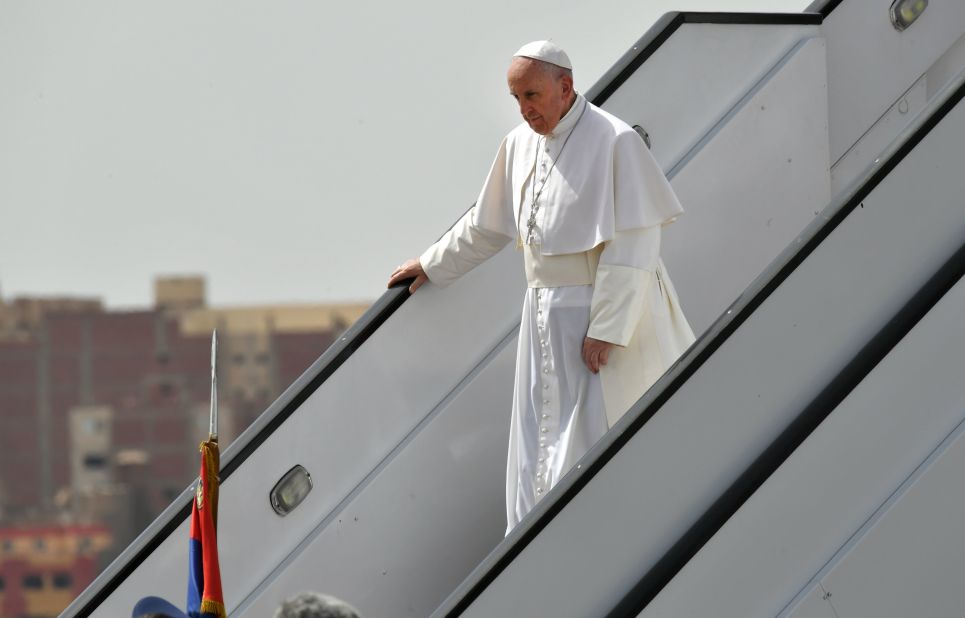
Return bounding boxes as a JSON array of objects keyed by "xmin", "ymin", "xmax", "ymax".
[{"xmin": 507, "ymin": 58, "xmax": 573, "ymax": 136}]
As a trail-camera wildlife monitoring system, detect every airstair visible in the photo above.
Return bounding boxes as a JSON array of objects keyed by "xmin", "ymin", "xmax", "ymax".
[{"xmin": 66, "ymin": 1, "xmax": 965, "ymax": 616}]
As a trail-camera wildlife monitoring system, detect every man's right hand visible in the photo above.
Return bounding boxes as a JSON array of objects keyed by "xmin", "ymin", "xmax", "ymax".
[{"xmin": 388, "ymin": 258, "xmax": 429, "ymax": 294}]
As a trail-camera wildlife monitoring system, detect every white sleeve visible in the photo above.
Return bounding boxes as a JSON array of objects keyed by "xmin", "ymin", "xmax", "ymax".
[
  {"xmin": 586, "ymin": 225, "xmax": 660, "ymax": 346},
  {"xmin": 418, "ymin": 207, "xmax": 513, "ymax": 288}
]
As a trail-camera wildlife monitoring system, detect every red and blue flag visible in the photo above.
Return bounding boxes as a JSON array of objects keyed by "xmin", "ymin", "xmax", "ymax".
[
  {"xmin": 132, "ymin": 439, "xmax": 226, "ymax": 618},
  {"xmin": 186, "ymin": 438, "xmax": 226, "ymax": 618}
]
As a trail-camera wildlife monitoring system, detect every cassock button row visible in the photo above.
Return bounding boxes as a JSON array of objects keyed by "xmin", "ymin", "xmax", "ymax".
[
  {"xmin": 542, "ymin": 412, "xmax": 549, "ymax": 417},
  {"xmin": 543, "ymin": 369, "xmax": 549, "ymax": 374},
  {"xmin": 543, "ymin": 384, "xmax": 549, "ymax": 390},
  {"xmin": 540, "ymin": 427, "xmax": 548, "ymax": 433},
  {"xmin": 537, "ymin": 488, "xmax": 543, "ymax": 495},
  {"xmin": 538, "ymin": 457, "xmax": 545, "ymax": 463}
]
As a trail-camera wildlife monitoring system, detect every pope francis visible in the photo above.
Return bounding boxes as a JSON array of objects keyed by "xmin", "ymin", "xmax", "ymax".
[{"xmin": 388, "ymin": 41, "xmax": 695, "ymax": 532}]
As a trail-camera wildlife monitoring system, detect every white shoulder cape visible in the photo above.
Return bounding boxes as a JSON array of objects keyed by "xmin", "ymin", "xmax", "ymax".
[{"xmin": 472, "ymin": 95, "xmax": 683, "ymax": 254}]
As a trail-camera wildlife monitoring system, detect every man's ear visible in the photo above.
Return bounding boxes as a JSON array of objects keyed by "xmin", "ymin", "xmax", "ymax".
[{"xmin": 560, "ymin": 74, "xmax": 574, "ymax": 97}]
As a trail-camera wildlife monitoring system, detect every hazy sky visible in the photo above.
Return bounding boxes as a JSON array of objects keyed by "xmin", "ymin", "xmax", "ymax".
[{"xmin": 0, "ymin": 0, "xmax": 810, "ymax": 308}]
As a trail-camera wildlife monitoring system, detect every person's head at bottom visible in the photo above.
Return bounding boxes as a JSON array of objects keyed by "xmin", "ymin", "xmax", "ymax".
[
  {"xmin": 274, "ymin": 591, "xmax": 362, "ymax": 618},
  {"xmin": 131, "ymin": 596, "xmax": 189, "ymax": 618}
]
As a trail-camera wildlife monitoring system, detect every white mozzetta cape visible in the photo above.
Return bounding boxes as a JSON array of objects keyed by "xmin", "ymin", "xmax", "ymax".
[{"xmin": 472, "ymin": 94, "xmax": 684, "ymax": 254}]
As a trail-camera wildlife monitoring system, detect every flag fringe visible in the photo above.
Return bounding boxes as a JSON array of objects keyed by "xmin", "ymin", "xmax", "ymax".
[{"xmin": 200, "ymin": 598, "xmax": 227, "ymax": 618}]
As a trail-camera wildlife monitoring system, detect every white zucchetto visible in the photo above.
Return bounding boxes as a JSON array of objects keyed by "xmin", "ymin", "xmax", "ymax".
[{"xmin": 513, "ymin": 40, "xmax": 572, "ymax": 70}]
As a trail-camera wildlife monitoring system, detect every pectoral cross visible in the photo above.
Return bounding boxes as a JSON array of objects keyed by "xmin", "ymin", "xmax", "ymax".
[{"xmin": 525, "ymin": 209, "xmax": 539, "ymax": 245}]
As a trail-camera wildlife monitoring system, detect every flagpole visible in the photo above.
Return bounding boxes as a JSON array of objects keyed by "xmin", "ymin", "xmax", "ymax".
[{"xmin": 209, "ymin": 330, "xmax": 218, "ymax": 443}]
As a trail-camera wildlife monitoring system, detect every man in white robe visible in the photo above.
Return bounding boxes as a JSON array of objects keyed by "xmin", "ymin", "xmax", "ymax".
[{"xmin": 388, "ymin": 41, "xmax": 695, "ymax": 531}]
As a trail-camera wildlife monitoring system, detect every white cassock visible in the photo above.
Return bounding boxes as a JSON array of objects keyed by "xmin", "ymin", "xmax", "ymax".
[{"xmin": 420, "ymin": 94, "xmax": 695, "ymax": 532}]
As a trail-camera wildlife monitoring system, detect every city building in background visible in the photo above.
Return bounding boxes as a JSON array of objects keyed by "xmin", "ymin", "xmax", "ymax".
[
  {"xmin": 0, "ymin": 276, "xmax": 368, "ymax": 617},
  {"xmin": 0, "ymin": 524, "xmax": 111, "ymax": 618}
]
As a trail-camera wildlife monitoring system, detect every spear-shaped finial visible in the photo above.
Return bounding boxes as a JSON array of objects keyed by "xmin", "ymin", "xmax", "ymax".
[{"xmin": 209, "ymin": 330, "xmax": 218, "ymax": 442}]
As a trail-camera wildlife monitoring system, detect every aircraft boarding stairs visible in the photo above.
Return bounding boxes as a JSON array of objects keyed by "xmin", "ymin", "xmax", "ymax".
[{"xmin": 67, "ymin": 1, "xmax": 965, "ymax": 616}]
